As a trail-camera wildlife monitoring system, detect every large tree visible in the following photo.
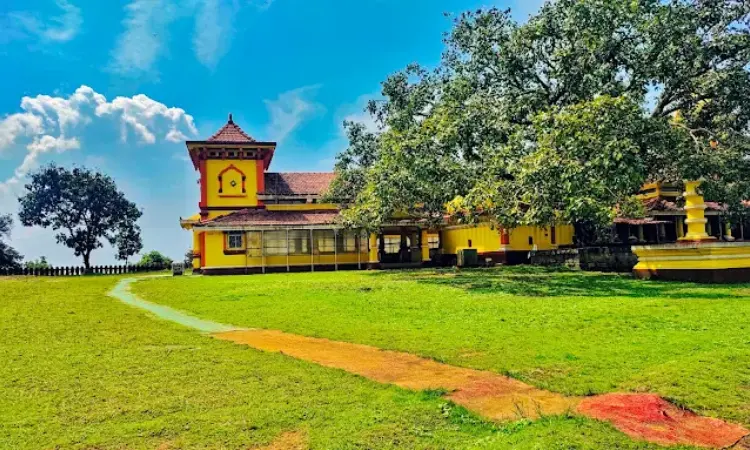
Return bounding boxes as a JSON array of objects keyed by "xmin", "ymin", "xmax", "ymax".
[
  {"xmin": 18, "ymin": 165, "xmax": 143, "ymax": 269},
  {"xmin": 331, "ymin": 0, "xmax": 750, "ymax": 233},
  {"xmin": 0, "ymin": 214, "xmax": 22, "ymax": 270}
]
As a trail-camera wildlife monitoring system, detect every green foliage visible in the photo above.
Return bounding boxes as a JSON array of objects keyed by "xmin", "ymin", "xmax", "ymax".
[
  {"xmin": 18, "ymin": 165, "xmax": 142, "ymax": 269},
  {"xmin": 24, "ymin": 256, "xmax": 49, "ymax": 270},
  {"xmin": 0, "ymin": 214, "xmax": 22, "ymax": 270},
  {"xmin": 333, "ymin": 1, "xmax": 750, "ymax": 229},
  {"xmin": 138, "ymin": 250, "xmax": 173, "ymax": 268},
  {"xmin": 184, "ymin": 248, "xmax": 194, "ymax": 268},
  {"xmin": 135, "ymin": 268, "xmax": 750, "ymax": 427}
]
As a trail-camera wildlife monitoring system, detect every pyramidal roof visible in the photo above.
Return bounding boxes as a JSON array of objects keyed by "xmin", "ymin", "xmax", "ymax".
[{"xmin": 207, "ymin": 114, "xmax": 256, "ymax": 143}]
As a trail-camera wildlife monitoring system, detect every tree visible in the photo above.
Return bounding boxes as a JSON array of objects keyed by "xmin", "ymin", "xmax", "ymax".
[
  {"xmin": 138, "ymin": 251, "xmax": 173, "ymax": 269},
  {"xmin": 0, "ymin": 214, "xmax": 22, "ymax": 270},
  {"xmin": 332, "ymin": 1, "xmax": 750, "ymax": 234},
  {"xmin": 25, "ymin": 256, "xmax": 50, "ymax": 270},
  {"xmin": 18, "ymin": 165, "xmax": 143, "ymax": 270},
  {"xmin": 114, "ymin": 225, "xmax": 143, "ymax": 265},
  {"xmin": 183, "ymin": 249, "xmax": 194, "ymax": 268}
]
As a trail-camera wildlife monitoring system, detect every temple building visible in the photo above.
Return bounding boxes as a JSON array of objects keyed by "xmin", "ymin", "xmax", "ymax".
[{"xmin": 180, "ymin": 115, "xmax": 574, "ymax": 274}]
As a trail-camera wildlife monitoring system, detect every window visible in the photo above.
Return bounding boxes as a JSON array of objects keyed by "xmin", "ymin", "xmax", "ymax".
[
  {"xmin": 550, "ymin": 226, "xmax": 557, "ymax": 245},
  {"xmin": 427, "ymin": 235, "xmax": 440, "ymax": 250},
  {"xmin": 384, "ymin": 236, "xmax": 402, "ymax": 254},
  {"xmin": 263, "ymin": 231, "xmax": 287, "ymax": 256},
  {"xmin": 528, "ymin": 236, "xmax": 534, "ymax": 246},
  {"xmin": 337, "ymin": 230, "xmax": 358, "ymax": 253},
  {"xmin": 247, "ymin": 232, "xmax": 262, "ymax": 257},
  {"xmin": 315, "ymin": 230, "xmax": 336, "ymax": 253},
  {"xmin": 289, "ymin": 230, "xmax": 310, "ymax": 255},
  {"xmin": 226, "ymin": 232, "xmax": 243, "ymax": 250}
]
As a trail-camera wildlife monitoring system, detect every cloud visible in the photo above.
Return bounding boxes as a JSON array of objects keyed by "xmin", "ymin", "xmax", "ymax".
[
  {"xmin": 3, "ymin": 0, "xmax": 82, "ymax": 43},
  {"xmin": 0, "ymin": 85, "xmax": 197, "ymax": 191},
  {"xmin": 111, "ymin": 0, "xmax": 176, "ymax": 75},
  {"xmin": 264, "ymin": 85, "xmax": 324, "ymax": 143},
  {"xmin": 338, "ymin": 92, "xmax": 383, "ymax": 135},
  {"xmin": 192, "ymin": 0, "xmax": 233, "ymax": 69}
]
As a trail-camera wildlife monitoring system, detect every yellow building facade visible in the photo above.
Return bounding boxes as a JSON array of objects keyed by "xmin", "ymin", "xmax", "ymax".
[{"xmin": 181, "ymin": 115, "xmax": 575, "ymax": 275}]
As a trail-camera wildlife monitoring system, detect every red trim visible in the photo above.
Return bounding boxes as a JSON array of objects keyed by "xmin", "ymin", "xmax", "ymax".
[
  {"xmin": 199, "ymin": 232, "xmax": 207, "ymax": 268},
  {"xmin": 256, "ymin": 161, "xmax": 265, "ymax": 206},
  {"xmin": 217, "ymin": 164, "xmax": 246, "ymax": 194},
  {"xmin": 199, "ymin": 159, "xmax": 207, "ymax": 208},
  {"xmin": 500, "ymin": 229, "xmax": 510, "ymax": 245}
]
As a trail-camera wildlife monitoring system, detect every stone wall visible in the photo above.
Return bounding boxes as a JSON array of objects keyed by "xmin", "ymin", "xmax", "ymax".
[{"xmin": 530, "ymin": 246, "xmax": 638, "ymax": 273}]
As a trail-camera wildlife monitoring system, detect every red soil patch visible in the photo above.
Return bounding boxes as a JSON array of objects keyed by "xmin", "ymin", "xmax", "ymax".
[
  {"xmin": 214, "ymin": 329, "xmax": 748, "ymax": 448},
  {"xmin": 255, "ymin": 431, "xmax": 307, "ymax": 450},
  {"xmin": 578, "ymin": 393, "xmax": 748, "ymax": 448}
]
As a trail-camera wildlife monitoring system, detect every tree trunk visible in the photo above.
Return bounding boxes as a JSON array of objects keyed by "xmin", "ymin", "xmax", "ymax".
[{"xmin": 83, "ymin": 252, "xmax": 91, "ymax": 272}]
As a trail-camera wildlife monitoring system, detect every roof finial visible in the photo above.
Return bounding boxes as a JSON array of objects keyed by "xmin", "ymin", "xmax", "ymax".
[{"xmin": 228, "ymin": 113, "xmax": 234, "ymax": 124}]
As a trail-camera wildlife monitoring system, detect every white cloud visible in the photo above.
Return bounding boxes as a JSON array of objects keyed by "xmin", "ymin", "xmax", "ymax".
[
  {"xmin": 111, "ymin": 0, "xmax": 175, "ymax": 75},
  {"xmin": 0, "ymin": 85, "xmax": 197, "ymax": 191},
  {"xmin": 193, "ymin": 0, "xmax": 233, "ymax": 69},
  {"xmin": 338, "ymin": 92, "xmax": 383, "ymax": 135},
  {"xmin": 4, "ymin": 0, "xmax": 82, "ymax": 43},
  {"xmin": 264, "ymin": 85, "xmax": 324, "ymax": 143}
]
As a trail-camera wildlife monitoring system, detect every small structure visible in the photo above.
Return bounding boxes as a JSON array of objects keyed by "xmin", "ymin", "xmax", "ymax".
[
  {"xmin": 633, "ymin": 181, "xmax": 750, "ymax": 283},
  {"xmin": 172, "ymin": 262, "xmax": 184, "ymax": 276}
]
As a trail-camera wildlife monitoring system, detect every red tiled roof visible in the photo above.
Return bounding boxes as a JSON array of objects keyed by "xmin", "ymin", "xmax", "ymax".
[
  {"xmin": 614, "ymin": 217, "xmax": 670, "ymax": 225},
  {"xmin": 207, "ymin": 114, "xmax": 256, "ymax": 143},
  {"xmin": 644, "ymin": 197, "xmax": 729, "ymax": 212},
  {"xmin": 201, "ymin": 209, "xmax": 339, "ymax": 227},
  {"xmin": 262, "ymin": 172, "xmax": 335, "ymax": 196}
]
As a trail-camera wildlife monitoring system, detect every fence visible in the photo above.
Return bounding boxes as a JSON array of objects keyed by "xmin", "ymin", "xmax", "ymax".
[
  {"xmin": 529, "ymin": 246, "xmax": 638, "ymax": 273},
  {"xmin": 0, "ymin": 264, "xmax": 170, "ymax": 277}
]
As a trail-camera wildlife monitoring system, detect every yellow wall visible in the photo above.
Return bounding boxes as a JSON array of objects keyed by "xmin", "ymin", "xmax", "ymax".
[
  {"xmin": 205, "ymin": 159, "xmax": 260, "ymax": 208},
  {"xmin": 441, "ymin": 223, "xmax": 574, "ymax": 254}
]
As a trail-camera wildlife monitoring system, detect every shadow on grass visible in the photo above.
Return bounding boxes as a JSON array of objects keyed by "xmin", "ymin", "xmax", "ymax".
[{"xmin": 368, "ymin": 266, "xmax": 742, "ymax": 299}]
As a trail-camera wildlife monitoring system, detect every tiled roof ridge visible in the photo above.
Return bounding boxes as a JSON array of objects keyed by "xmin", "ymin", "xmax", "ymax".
[{"xmin": 207, "ymin": 113, "xmax": 256, "ymax": 143}]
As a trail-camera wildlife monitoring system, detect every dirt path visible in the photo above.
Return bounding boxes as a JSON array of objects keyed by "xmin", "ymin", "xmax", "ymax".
[{"xmin": 111, "ymin": 278, "xmax": 749, "ymax": 449}]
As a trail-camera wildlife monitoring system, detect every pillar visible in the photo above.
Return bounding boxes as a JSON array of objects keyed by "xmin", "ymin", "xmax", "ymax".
[
  {"xmin": 725, "ymin": 222, "xmax": 734, "ymax": 241},
  {"xmin": 421, "ymin": 230, "xmax": 430, "ymax": 263},
  {"xmin": 500, "ymin": 228, "xmax": 510, "ymax": 251},
  {"xmin": 680, "ymin": 180, "xmax": 716, "ymax": 241},
  {"xmin": 676, "ymin": 217, "xmax": 685, "ymax": 239},
  {"xmin": 637, "ymin": 225, "xmax": 645, "ymax": 243},
  {"xmin": 369, "ymin": 233, "xmax": 378, "ymax": 263}
]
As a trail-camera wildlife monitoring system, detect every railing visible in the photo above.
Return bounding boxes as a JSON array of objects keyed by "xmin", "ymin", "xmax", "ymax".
[{"xmin": 0, "ymin": 264, "xmax": 170, "ymax": 277}]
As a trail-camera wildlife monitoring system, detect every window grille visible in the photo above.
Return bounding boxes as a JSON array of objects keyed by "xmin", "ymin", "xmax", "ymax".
[
  {"xmin": 227, "ymin": 232, "xmax": 243, "ymax": 249},
  {"xmin": 263, "ymin": 231, "xmax": 287, "ymax": 256},
  {"xmin": 247, "ymin": 232, "xmax": 262, "ymax": 257},
  {"xmin": 337, "ymin": 230, "xmax": 358, "ymax": 253},
  {"xmin": 288, "ymin": 230, "xmax": 310, "ymax": 255},
  {"xmin": 315, "ymin": 230, "xmax": 336, "ymax": 253},
  {"xmin": 427, "ymin": 235, "xmax": 440, "ymax": 249},
  {"xmin": 384, "ymin": 236, "xmax": 401, "ymax": 254}
]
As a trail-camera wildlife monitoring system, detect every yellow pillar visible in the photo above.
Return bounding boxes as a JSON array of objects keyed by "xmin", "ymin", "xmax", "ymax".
[
  {"xmin": 725, "ymin": 222, "xmax": 734, "ymax": 241},
  {"xmin": 369, "ymin": 233, "xmax": 379, "ymax": 263},
  {"xmin": 680, "ymin": 180, "xmax": 716, "ymax": 242},
  {"xmin": 421, "ymin": 230, "xmax": 430, "ymax": 262}
]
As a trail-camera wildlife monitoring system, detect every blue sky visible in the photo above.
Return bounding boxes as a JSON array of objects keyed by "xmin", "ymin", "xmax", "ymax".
[{"xmin": 0, "ymin": 0, "xmax": 545, "ymax": 266}]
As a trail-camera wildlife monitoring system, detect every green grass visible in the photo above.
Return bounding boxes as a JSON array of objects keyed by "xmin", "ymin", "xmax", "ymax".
[
  {"xmin": 133, "ymin": 267, "xmax": 750, "ymax": 429},
  {"xmin": 0, "ymin": 275, "xmax": 675, "ymax": 449}
]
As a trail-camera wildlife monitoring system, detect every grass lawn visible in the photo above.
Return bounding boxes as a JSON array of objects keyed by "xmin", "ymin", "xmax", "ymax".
[
  {"xmin": 0, "ymin": 275, "xmax": 674, "ymax": 449},
  {"xmin": 133, "ymin": 267, "xmax": 750, "ymax": 430}
]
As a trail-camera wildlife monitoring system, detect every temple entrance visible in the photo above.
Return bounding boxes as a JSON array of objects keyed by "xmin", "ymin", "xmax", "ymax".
[{"xmin": 377, "ymin": 227, "xmax": 422, "ymax": 268}]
